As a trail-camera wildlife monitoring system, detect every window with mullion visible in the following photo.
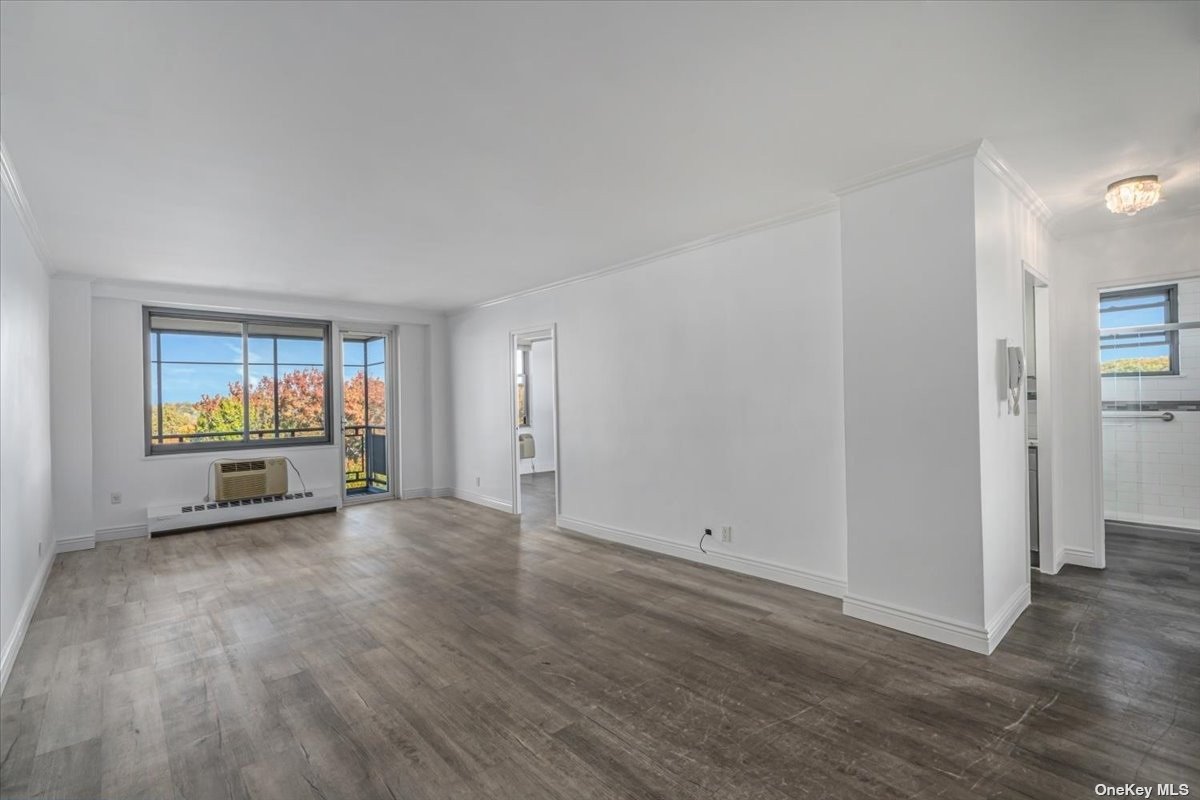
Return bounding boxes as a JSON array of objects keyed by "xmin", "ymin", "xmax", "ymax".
[
  {"xmin": 145, "ymin": 309, "xmax": 332, "ymax": 454},
  {"xmin": 1098, "ymin": 285, "xmax": 1179, "ymax": 376}
]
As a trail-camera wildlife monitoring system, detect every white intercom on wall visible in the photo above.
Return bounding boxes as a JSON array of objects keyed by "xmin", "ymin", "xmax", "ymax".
[{"xmin": 1006, "ymin": 344, "xmax": 1025, "ymax": 416}]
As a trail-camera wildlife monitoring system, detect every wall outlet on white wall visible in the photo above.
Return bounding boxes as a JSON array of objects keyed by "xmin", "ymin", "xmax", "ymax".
[
  {"xmin": 475, "ymin": 476, "xmax": 481, "ymax": 487},
  {"xmin": 721, "ymin": 526, "xmax": 733, "ymax": 543},
  {"xmin": 110, "ymin": 491, "xmax": 122, "ymax": 504}
]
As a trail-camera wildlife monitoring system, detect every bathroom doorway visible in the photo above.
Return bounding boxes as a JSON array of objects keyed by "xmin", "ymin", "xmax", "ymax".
[
  {"xmin": 510, "ymin": 324, "xmax": 559, "ymax": 526},
  {"xmin": 1098, "ymin": 276, "xmax": 1199, "ymax": 545}
]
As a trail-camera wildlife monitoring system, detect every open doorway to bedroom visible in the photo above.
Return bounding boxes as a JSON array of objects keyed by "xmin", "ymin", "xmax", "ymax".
[{"xmin": 511, "ymin": 325, "xmax": 558, "ymax": 526}]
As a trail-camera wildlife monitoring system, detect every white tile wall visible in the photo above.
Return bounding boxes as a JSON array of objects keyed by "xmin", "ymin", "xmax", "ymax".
[
  {"xmin": 1102, "ymin": 409, "xmax": 1200, "ymax": 529},
  {"xmin": 1101, "ymin": 277, "xmax": 1199, "ymax": 530}
]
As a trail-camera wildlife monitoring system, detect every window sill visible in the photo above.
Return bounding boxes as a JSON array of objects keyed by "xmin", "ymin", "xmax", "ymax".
[{"xmin": 142, "ymin": 441, "xmax": 338, "ymax": 461}]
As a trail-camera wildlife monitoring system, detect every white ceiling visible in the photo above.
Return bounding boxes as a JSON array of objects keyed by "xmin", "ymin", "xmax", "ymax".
[{"xmin": 2, "ymin": 1, "xmax": 1197, "ymax": 310}]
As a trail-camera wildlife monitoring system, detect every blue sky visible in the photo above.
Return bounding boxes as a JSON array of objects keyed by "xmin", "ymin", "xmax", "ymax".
[
  {"xmin": 1099, "ymin": 294, "xmax": 1170, "ymax": 364},
  {"xmin": 153, "ymin": 333, "xmax": 325, "ymax": 403}
]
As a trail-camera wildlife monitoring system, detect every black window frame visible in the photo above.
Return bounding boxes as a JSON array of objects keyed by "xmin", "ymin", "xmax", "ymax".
[
  {"xmin": 1099, "ymin": 284, "xmax": 1180, "ymax": 377},
  {"xmin": 144, "ymin": 307, "xmax": 334, "ymax": 455}
]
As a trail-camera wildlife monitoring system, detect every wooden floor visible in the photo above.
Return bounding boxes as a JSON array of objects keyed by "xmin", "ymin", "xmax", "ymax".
[{"xmin": 2, "ymin": 491, "xmax": 1197, "ymax": 800}]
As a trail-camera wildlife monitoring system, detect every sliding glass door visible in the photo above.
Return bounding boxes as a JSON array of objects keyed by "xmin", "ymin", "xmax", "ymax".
[{"xmin": 341, "ymin": 331, "xmax": 392, "ymax": 501}]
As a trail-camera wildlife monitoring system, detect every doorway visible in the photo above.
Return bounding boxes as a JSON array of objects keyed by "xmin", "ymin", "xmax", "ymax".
[
  {"xmin": 1023, "ymin": 265, "xmax": 1052, "ymax": 572},
  {"xmin": 341, "ymin": 330, "xmax": 394, "ymax": 502},
  {"xmin": 1096, "ymin": 275, "xmax": 1199, "ymax": 550},
  {"xmin": 510, "ymin": 325, "xmax": 559, "ymax": 525}
]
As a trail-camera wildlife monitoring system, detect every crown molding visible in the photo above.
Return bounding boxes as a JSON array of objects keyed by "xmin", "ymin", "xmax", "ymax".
[
  {"xmin": 0, "ymin": 139, "xmax": 51, "ymax": 267},
  {"xmin": 832, "ymin": 139, "xmax": 986, "ymax": 197},
  {"xmin": 85, "ymin": 275, "xmax": 446, "ymax": 324},
  {"xmin": 975, "ymin": 139, "xmax": 1053, "ymax": 226},
  {"xmin": 834, "ymin": 138, "xmax": 1054, "ymax": 231},
  {"xmin": 463, "ymin": 199, "xmax": 838, "ymax": 313}
]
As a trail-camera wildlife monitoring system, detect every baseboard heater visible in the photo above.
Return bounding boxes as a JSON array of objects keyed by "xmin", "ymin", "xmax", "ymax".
[{"xmin": 147, "ymin": 487, "xmax": 340, "ymax": 536}]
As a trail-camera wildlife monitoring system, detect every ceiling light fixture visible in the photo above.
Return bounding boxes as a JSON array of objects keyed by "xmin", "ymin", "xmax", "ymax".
[{"xmin": 1105, "ymin": 175, "xmax": 1162, "ymax": 216}]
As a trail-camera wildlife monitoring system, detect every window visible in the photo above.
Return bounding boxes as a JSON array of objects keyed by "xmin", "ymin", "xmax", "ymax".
[
  {"xmin": 515, "ymin": 346, "xmax": 530, "ymax": 427},
  {"xmin": 1099, "ymin": 284, "xmax": 1179, "ymax": 376},
  {"xmin": 145, "ymin": 308, "xmax": 332, "ymax": 454}
]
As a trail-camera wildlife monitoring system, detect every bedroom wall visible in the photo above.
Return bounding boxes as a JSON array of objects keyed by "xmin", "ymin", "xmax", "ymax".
[
  {"xmin": 0, "ymin": 183, "xmax": 54, "ymax": 688},
  {"xmin": 448, "ymin": 209, "xmax": 849, "ymax": 596}
]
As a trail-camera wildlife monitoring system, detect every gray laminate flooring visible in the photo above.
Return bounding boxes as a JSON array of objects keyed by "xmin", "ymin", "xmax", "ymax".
[{"xmin": 1, "ymin": 497, "xmax": 1197, "ymax": 799}]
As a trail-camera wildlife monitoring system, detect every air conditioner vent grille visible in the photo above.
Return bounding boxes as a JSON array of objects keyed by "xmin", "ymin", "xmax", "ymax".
[
  {"xmin": 221, "ymin": 460, "xmax": 266, "ymax": 473},
  {"xmin": 181, "ymin": 491, "xmax": 312, "ymax": 514}
]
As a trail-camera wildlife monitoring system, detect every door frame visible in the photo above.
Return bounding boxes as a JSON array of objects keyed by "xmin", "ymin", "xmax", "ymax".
[
  {"xmin": 336, "ymin": 323, "xmax": 401, "ymax": 505},
  {"xmin": 1022, "ymin": 261, "xmax": 1052, "ymax": 574},
  {"xmin": 1088, "ymin": 269, "xmax": 1200, "ymax": 568},
  {"xmin": 508, "ymin": 323, "xmax": 559, "ymax": 517}
]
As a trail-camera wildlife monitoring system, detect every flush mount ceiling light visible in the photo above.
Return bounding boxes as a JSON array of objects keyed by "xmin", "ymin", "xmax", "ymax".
[{"xmin": 1105, "ymin": 175, "xmax": 1162, "ymax": 216}]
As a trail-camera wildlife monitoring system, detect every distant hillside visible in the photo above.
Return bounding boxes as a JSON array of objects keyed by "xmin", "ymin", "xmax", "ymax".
[{"xmin": 1102, "ymin": 356, "xmax": 1170, "ymax": 375}]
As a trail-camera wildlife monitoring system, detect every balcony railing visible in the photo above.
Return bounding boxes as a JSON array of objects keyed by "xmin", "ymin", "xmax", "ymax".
[
  {"xmin": 150, "ymin": 426, "xmax": 327, "ymax": 445},
  {"xmin": 344, "ymin": 424, "xmax": 388, "ymax": 495},
  {"xmin": 150, "ymin": 423, "xmax": 388, "ymax": 496}
]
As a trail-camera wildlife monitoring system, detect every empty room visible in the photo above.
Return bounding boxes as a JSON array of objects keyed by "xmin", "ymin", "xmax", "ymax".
[{"xmin": 1, "ymin": 2, "xmax": 1197, "ymax": 799}]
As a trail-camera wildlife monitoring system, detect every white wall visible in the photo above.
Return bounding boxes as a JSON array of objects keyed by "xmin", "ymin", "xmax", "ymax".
[
  {"xmin": 0, "ymin": 185, "xmax": 54, "ymax": 686},
  {"xmin": 837, "ymin": 149, "xmax": 1050, "ymax": 651},
  {"xmin": 399, "ymin": 322, "xmax": 433, "ymax": 496},
  {"xmin": 972, "ymin": 160, "xmax": 1052, "ymax": 623},
  {"xmin": 519, "ymin": 339, "xmax": 556, "ymax": 474},
  {"xmin": 449, "ymin": 210, "xmax": 849, "ymax": 594},
  {"xmin": 49, "ymin": 276, "xmax": 93, "ymax": 546},
  {"xmin": 77, "ymin": 280, "xmax": 452, "ymax": 535},
  {"xmin": 1053, "ymin": 217, "xmax": 1200, "ymax": 557},
  {"xmin": 840, "ymin": 156, "xmax": 988, "ymax": 632}
]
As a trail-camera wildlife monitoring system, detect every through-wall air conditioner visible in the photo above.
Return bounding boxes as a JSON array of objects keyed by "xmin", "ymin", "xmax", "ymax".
[{"xmin": 214, "ymin": 457, "xmax": 288, "ymax": 501}]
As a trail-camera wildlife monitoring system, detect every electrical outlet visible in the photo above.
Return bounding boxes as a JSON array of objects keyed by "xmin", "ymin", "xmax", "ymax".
[
  {"xmin": 721, "ymin": 526, "xmax": 733, "ymax": 543},
  {"xmin": 475, "ymin": 476, "xmax": 481, "ymax": 487},
  {"xmin": 110, "ymin": 492, "xmax": 122, "ymax": 505}
]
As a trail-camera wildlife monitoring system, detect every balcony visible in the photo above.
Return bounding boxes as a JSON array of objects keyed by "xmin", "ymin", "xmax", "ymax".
[{"xmin": 344, "ymin": 423, "xmax": 388, "ymax": 496}]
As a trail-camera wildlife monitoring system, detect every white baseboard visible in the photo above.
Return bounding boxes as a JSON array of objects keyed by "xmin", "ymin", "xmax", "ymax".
[
  {"xmin": 985, "ymin": 583, "xmax": 1031, "ymax": 654},
  {"xmin": 555, "ymin": 515, "xmax": 846, "ymax": 599},
  {"xmin": 1060, "ymin": 546, "xmax": 1099, "ymax": 568},
  {"xmin": 403, "ymin": 488, "xmax": 458, "ymax": 500},
  {"xmin": 452, "ymin": 488, "xmax": 515, "ymax": 514},
  {"xmin": 1106, "ymin": 511, "xmax": 1199, "ymax": 532},
  {"xmin": 96, "ymin": 524, "xmax": 147, "ymax": 542},
  {"xmin": 56, "ymin": 534, "xmax": 95, "ymax": 553},
  {"xmin": 839, "ymin": 583, "xmax": 1029, "ymax": 656},
  {"xmin": 1, "ymin": 550, "xmax": 53, "ymax": 694},
  {"xmin": 842, "ymin": 593, "xmax": 991, "ymax": 654}
]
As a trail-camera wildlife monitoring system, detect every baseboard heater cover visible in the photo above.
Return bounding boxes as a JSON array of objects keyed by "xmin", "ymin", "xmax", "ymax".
[{"xmin": 147, "ymin": 487, "xmax": 340, "ymax": 535}]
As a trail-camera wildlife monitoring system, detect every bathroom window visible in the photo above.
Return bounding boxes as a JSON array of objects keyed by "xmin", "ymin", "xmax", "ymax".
[{"xmin": 1099, "ymin": 284, "xmax": 1179, "ymax": 376}]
